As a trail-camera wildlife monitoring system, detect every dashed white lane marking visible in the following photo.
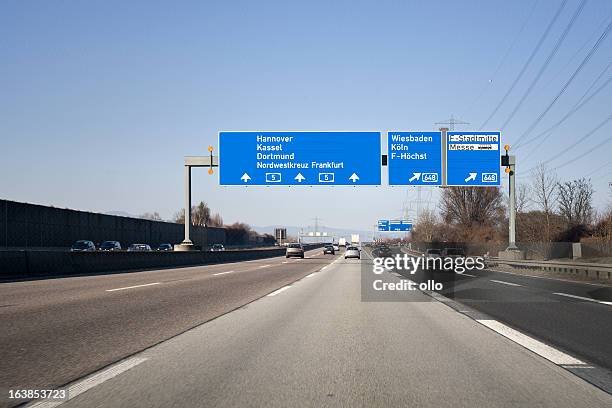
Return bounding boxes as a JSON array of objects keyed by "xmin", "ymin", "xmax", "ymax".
[
  {"xmin": 476, "ymin": 320, "xmax": 585, "ymax": 365},
  {"xmin": 305, "ymin": 273, "xmax": 317, "ymax": 278},
  {"xmin": 258, "ymin": 264, "xmax": 271, "ymax": 268},
  {"xmin": 213, "ymin": 270, "xmax": 235, "ymax": 276},
  {"xmin": 267, "ymin": 285, "xmax": 292, "ymax": 297},
  {"xmin": 461, "ymin": 273, "xmax": 477, "ymax": 277},
  {"xmin": 106, "ymin": 282, "xmax": 161, "ymax": 292},
  {"xmin": 553, "ymin": 292, "xmax": 612, "ymax": 306},
  {"xmin": 490, "ymin": 279, "xmax": 521, "ymax": 287},
  {"xmin": 27, "ymin": 357, "xmax": 148, "ymax": 407}
]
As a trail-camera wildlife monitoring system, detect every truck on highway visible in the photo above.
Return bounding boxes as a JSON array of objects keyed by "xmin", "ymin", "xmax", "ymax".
[
  {"xmin": 351, "ymin": 234, "xmax": 360, "ymax": 246},
  {"xmin": 338, "ymin": 237, "xmax": 347, "ymax": 247}
]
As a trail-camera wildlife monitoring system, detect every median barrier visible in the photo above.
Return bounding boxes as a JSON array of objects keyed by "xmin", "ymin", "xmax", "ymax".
[{"xmin": 0, "ymin": 244, "xmax": 324, "ymax": 280}]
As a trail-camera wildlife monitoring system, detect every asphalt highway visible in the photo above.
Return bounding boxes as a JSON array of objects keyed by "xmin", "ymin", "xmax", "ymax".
[
  {"xmin": 2, "ymin": 248, "xmax": 612, "ymax": 407},
  {"xmin": 0, "ymin": 248, "xmax": 329, "ymax": 405},
  {"xmin": 398, "ymin": 255, "xmax": 612, "ymax": 371},
  {"xmin": 32, "ymin": 250, "xmax": 612, "ymax": 407}
]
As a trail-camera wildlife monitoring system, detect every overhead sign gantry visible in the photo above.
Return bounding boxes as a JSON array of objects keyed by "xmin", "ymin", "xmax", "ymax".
[{"xmin": 219, "ymin": 131, "xmax": 382, "ymax": 185}]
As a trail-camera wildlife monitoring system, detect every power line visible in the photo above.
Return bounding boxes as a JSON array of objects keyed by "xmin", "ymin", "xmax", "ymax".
[
  {"xmin": 520, "ymin": 113, "xmax": 612, "ymax": 175},
  {"xmin": 500, "ymin": 0, "xmax": 587, "ymax": 131},
  {"xmin": 478, "ymin": 0, "xmax": 568, "ymax": 130},
  {"xmin": 513, "ymin": 15, "xmax": 612, "ymax": 146},
  {"xmin": 518, "ymin": 60, "xmax": 612, "ymax": 151},
  {"xmin": 460, "ymin": 0, "xmax": 540, "ymax": 119},
  {"xmin": 519, "ymin": 72, "xmax": 612, "ymax": 161}
]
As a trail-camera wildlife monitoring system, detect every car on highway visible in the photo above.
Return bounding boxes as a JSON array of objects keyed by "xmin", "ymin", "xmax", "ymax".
[
  {"xmin": 345, "ymin": 246, "xmax": 360, "ymax": 259},
  {"xmin": 157, "ymin": 243, "xmax": 173, "ymax": 251},
  {"xmin": 127, "ymin": 243, "xmax": 152, "ymax": 252},
  {"xmin": 70, "ymin": 240, "xmax": 96, "ymax": 252},
  {"xmin": 210, "ymin": 244, "xmax": 225, "ymax": 252},
  {"xmin": 425, "ymin": 248, "xmax": 442, "ymax": 258},
  {"xmin": 323, "ymin": 245, "xmax": 335, "ymax": 255},
  {"xmin": 286, "ymin": 243, "xmax": 305, "ymax": 258},
  {"xmin": 99, "ymin": 241, "xmax": 122, "ymax": 251},
  {"xmin": 332, "ymin": 243, "xmax": 340, "ymax": 252}
]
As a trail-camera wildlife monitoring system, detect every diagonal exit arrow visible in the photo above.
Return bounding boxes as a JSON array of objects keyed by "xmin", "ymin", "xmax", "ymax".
[
  {"xmin": 464, "ymin": 172, "xmax": 477, "ymax": 183},
  {"xmin": 408, "ymin": 173, "xmax": 421, "ymax": 182}
]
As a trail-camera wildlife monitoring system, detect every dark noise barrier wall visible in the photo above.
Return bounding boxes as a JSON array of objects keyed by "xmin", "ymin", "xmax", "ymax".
[
  {"xmin": 0, "ymin": 244, "xmax": 324, "ymax": 280},
  {"xmin": 0, "ymin": 199, "xmax": 225, "ymax": 248}
]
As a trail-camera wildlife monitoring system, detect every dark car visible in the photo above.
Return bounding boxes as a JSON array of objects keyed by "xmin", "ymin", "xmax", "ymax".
[
  {"xmin": 158, "ymin": 243, "xmax": 173, "ymax": 251},
  {"xmin": 70, "ymin": 240, "xmax": 96, "ymax": 252},
  {"xmin": 100, "ymin": 241, "xmax": 122, "ymax": 251},
  {"xmin": 323, "ymin": 245, "xmax": 335, "ymax": 255}
]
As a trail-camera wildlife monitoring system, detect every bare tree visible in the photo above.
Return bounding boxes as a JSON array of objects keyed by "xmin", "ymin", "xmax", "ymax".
[
  {"xmin": 516, "ymin": 183, "xmax": 530, "ymax": 213},
  {"xmin": 209, "ymin": 213, "xmax": 224, "ymax": 227},
  {"xmin": 440, "ymin": 187, "xmax": 504, "ymax": 227},
  {"xmin": 557, "ymin": 178, "xmax": 594, "ymax": 226},
  {"xmin": 530, "ymin": 164, "xmax": 558, "ymax": 242},
  {"xmin": 192, "ymin": 202, "xmax": 211, "ymax": 227},
  {"xmin": 140, "ymin": 212, "xmax": 162, "ymax": 221},
  {"xmin": 412, "ymin": 209, "xmax": 438, "ymax": 242}
]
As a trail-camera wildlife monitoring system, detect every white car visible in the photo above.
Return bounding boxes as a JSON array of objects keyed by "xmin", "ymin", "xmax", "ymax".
[
  {"xmin": 345, "ymin": 246, "xmax": 360, "ymax": 259},
  {"xmin": 333, "ymin": 244, "xmax": 340, "ymax": 252}
]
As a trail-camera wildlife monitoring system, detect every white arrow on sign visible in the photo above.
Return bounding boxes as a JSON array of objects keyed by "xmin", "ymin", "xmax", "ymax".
[
  {"xmin": 349, "ymin": 173, "xmax": 359, "ymax": 183},
  {"xmin": 409, "ymin": 173, "xmax": 421, "ymax": 182},
  {"xmin": 464, "ymin": 172, "xmax": 477, "ymax": 183},
  {"xmin": 295, "ymin": 173, "xmax": 305, "ymax": 182},
  {"xmin": 241, "ymin": 173, "xmax": 251, "ymax": 183}
]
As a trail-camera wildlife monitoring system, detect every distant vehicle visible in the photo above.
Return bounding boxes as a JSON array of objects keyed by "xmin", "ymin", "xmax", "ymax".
[
  {"xmin": 70, "ymin": 240, "xmax": 96, "ymax": 252},
  {"xmin": 442, "ymin": 248, "xmax": 465, "ymax": 270},
  {"xmin": 442, "ymin": 248, "xmax": 465, "ymax": 259},
  {"xmin": 425, "ymin": 249, "xmax": 442, "ymax": 258},
  {"xmin": 127, "ymin": 244, "xmax": 152, "ymax": 252},
  {"xmin": 157, "ymin": 243, "xmax": 173, "ymax": 251},
  {"xmin": 345, "ymin": 246, "xmax": 360, "ymax": 259},
  {"xmin": 286, "ymin": 243, "xmax": 305, "ymax": 258},
  {"xmin": 210, "ymin": 244, "xmax": 225, "ymax": 252},
  {"xmin": 376, "ymin": 246, "xmax": 393, "ymax": 258},
  {"xmin": 338, "ymin": 238, "xmax": 347, "ymax": 247},
  {"xmin": 99, "ymin": 241, "xmax": 122, "ymax": 251},
  {"xmin": 323, "ymin": 245, "xmax": 335, "ymax": 255},
  {"xmin": 351, "ymin": 234, "xmax": 360, "ymax": 245},
  {"xmin": 332, "ymin": 244, "xmax": 340, "ymax": 252}
]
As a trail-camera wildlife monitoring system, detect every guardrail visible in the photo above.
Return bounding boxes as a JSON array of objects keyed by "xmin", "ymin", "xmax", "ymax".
[
  {"xmin": 487, "ymin": 258, "xmax": 612, "ymax": 282},
  {"xmin": 0, "ymin": 244, "xmax": 324, "ymax": 280}
]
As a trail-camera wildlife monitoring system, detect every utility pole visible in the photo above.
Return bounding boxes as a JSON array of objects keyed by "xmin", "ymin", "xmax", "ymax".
[
  {"xmin": 435, "ymin": 114, "xmax": 470, "ymax": 131},
  {"xmin": 506, "ymin": 154, "xmax": 518, "ymax": 251}
]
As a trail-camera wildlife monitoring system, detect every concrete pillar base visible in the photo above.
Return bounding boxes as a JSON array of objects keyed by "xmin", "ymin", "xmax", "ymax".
[
  {"xmin": 174, "ymin": 241, "xmax": 196, "ymax": 252},
  {"xmin": 498, "ymin": 250, "xmax": 526, "ymax": 260}
]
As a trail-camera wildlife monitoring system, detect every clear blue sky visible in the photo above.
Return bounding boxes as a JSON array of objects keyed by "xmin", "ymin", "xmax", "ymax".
[{"xmin": 1, "ymin": 0, "xmax": 611, "ymax": 232}]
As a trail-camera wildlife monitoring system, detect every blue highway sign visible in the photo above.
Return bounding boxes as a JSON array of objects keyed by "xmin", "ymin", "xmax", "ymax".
[
  {"xmin": 388, "ymin": 131, "xmax": 442, "ymax": 185},
  {"xmin": 389, "ymin": 220, "xmax": 412, "ymax": 232},
  {"xmin": 446, "ymin": 131, "xmax": 501, "ymax": 186},
  {"xmin": 219, "ymin": 131, "xmax": 381, "ymax": 185},
  {"xmin": 377, "ymin": 220, "xmax": 390, "ymax": 232}
]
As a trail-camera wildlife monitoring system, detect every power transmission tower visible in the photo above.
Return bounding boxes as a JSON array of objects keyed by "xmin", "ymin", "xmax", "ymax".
[{"xmin": 435, "ymin": 114, "xmax": 470, "ymax": 131}]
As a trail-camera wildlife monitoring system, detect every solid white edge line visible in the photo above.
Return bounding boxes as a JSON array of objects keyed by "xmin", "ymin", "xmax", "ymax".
[
  {"xmin": 305, "ymin": 273, "xmax": 317, "ymax": 278},
  {"xmin": 490, "ymin": 279, "xmax": 521, "ymax": 287},
  {"xmin": 105, "ymin": 282, "xmax": 161, "ymax": 292},
  {"xmin": 476, "ymin": 319, "xmax": 585, "ymax": 365},
  {"xmin": 27, "ymin": 357, "xmax": 148, "ymax": 408},
  {"xmin": 553, "ymin": 292, "xmax": 612, "ymax": 306},
  {"xmin": 213, "ymin": 270, "xmax": 235, "ymax": 276},
  {"xmin": 267, "ymin": 285, "xmax": 292, "ymax": 297}
]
